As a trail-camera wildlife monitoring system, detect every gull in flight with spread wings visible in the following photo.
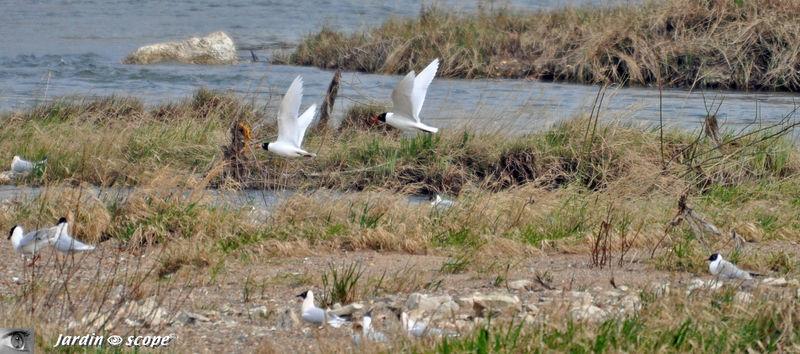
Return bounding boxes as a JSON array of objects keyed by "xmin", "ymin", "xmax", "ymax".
[
  {"xmin": 377, "ymin": 59, "xmax": 440, "ymax": 134},
  {"xmin": 262, "ymin": 76, "xmax": 317, "ymax": 158}
]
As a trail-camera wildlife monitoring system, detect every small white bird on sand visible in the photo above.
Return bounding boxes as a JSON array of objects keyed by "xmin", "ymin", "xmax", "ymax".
[
  {"xmin": 261, "ymin": 76, "xmax": 317, "ymax": 158},
  {"xmin": 377, "ymin": 59, "xmax": 440, "ymax": 133},
  {"xmin": 708, "ymin": 253, "xmax": 759, "ymax": 280},
  {"xmin": 352, "ymin": 309, "xmax": 388, "ymax": 345},
  {"xmin": 296, "ymin": 290, "xmax": 347, "ymax": 328},
  {"xmin": 362, "ymin": 309, "xmax": 387, "ymax": 341},
  {"xmin": 430, "ymin": 194, "xmax": 455, "ymax": 209},
  {"xmin": 11, "ymin": 155, "xmax": 46, "ymax": 174},
  {"xmin": 7, "ymin": 224, "xmax": 57, "ymax": 265},
  {"xmin": 50, "ymin": 217, "xmax": 95, "ymax": 253},
  {"xmin": 398, "ymin": 311, "xmax": 454, "ymax": 338}
]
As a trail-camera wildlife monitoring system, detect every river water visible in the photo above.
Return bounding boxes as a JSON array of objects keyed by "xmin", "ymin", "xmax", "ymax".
[{"xmin": 2, "ymin": 0, "xmax": 799, "ymax": 135}]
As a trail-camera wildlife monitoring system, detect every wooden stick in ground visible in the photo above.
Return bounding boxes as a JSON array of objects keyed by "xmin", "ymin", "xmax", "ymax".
[
  {"xmin": 316, "ymin": 69, "xmax": 341, "ymax": 132},
  {"xmin": 222, "ymin": 121, "xmax": 252, "ymax": 181}
]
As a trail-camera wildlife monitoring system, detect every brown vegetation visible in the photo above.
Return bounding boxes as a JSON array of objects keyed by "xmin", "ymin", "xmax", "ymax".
[{"xmin": 280, "ymin": 0, "xmax": 800, "ymax": 90}]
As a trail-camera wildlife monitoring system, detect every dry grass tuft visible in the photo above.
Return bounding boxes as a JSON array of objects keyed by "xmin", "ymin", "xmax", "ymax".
[{"xmin": 281, "ymin": 1, "xmax": 800, "ymax": 90}]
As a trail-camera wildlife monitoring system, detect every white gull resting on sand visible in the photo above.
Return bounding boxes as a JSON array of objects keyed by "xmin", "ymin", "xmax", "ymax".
[
  {"xmin": 708, "ymin": 253, "xmax": 758, "ymax": 280},
  {"xmin": 398, "ymin": 311, "xmax": 456, "ymax": 338},
  {"xmin": 353, "ymin": 308, "xmax": 388, "ymax": 344},
  {"xmin": 296, "ymin": 290, "xmax": 348, "ymax": 328}
]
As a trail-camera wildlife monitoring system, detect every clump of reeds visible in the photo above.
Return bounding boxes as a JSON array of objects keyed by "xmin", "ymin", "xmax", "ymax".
[{"xmin": 280, "ymin": 0, "xmax": 800, "ymax": 90}]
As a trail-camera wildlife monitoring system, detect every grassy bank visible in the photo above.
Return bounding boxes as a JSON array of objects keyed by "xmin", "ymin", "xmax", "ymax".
[
  {"xmin": 3, "ymin": 93, "xmax": 798, "ymax": 195},
  {"xmin": 1, "ymin": 94, "xmax": 800, "ymax": 352},
  {"xmin": 279, "ymin": 0, "xmax": 800, "ymax": 91},
  {"xmin": 1, "ymin": 93, "xmax": 798, "ymax": 258}
]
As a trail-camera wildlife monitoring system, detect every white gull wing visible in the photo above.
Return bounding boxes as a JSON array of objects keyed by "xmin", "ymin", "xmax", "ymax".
[
  {"xmin": 276, "ymin": 76, "xmax": 304, "ymax": 147},
  {"xmin": 15, "ymin": 226, "xmax": 57, "ymax": 255},
  {"xmin": 301, "ymin": 307, "xmax": 347, "ymax": 328},
  {"xmin": 294, "ymin": 104, "xmax": 317, "ymax": 148},
  {"xmin": 391, "ymin": 71, "xmax": 417, "ymax": 122},
  {"xmin": 390, "ymin": 59, "xmax": 439, "ymax": 123},
  {"xmin": 713, "ymin": 259, "xmax": 752, "ymax": 280},
  {"xmin": 411, "ymin": 59, "xmax": 439, "ymax": 119}
]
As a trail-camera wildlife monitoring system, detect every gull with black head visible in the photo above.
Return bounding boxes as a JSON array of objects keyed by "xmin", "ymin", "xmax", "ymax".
[
  {"xmin": 707, "ymin": 253, "xmax": 759, "ymax": 280},
  {"xmin": 376, "ymin": 59, "xmax": 440, "ymax": 134},
  {"xmin": 262, "ymin": 76, "xmax": 317, "ymax": 158},
  {"xmin": 296, "ymin": 290, "xmax": 348, "ymax": 328}
]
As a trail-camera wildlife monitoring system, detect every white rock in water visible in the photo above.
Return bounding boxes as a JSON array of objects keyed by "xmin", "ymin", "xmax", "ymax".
[{"xmin": 123, "ymin": 31, "xmax": 238, "ymax": 65}]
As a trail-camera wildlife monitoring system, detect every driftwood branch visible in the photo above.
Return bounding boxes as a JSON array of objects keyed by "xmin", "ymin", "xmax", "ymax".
[
  {"xmin": 651, "ymin": 194, "xmax": 723, "ymax": 257},
  {"xmin": 222, "ymin": 121, "xmax": 253, "ymax": 181},
  {"xmin": 316, "ymin": 69, "xmax": 341, "ymax": 131}
]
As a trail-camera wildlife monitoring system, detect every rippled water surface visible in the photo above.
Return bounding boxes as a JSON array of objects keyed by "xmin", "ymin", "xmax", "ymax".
[{"xmin": 2, "ymin": 0, "xmax": 799, "ymax": 135}]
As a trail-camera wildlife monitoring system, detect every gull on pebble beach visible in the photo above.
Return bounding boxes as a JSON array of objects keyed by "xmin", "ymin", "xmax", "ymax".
[
  {"xmin": 7, "ymin": 224, "xmax": 58, "ymax": 266},
  {"xmin": 296, "ymin": 290, "xmax": 348, "ymax": 328},
  {"xmin": 352, "ymin": 310, "xmax": 388, "ymax": 345},
  {"xmin": 708, "ymin": 253, "xmax": 759, "ymax": 280},
  {"xmin": 398, "ymin": 311, "xmax": 455, "ymax": 338}
]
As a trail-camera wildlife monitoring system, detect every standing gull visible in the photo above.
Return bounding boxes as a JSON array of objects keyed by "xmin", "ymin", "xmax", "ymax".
[
  {"xmin": 50, "ymin": 217, "xmax": 95, "ymax": 253},
  {"xmin": 7, "ymin": 224, "xmax": 58, "ymax": 265},
  {"xmin": 261, "ymin": 76, "xmax": 317, "ymax": 157},
  {"xmin": 377, "ymin": 59, "xmax": 440, "ymax": 133},
  {"xmin": 296, "ymin": 290, "xmax": 347, "ymax": 328}
]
